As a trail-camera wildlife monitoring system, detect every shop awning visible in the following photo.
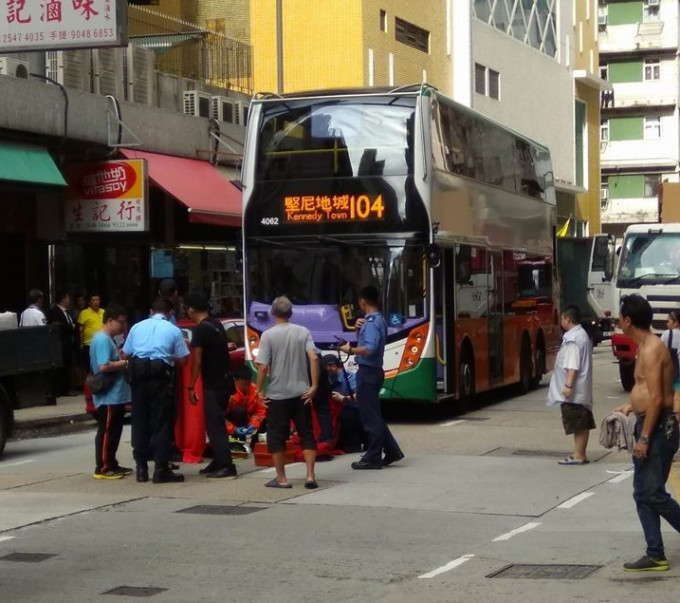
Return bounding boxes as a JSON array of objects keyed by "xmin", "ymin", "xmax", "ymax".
[
  {"xmin": 119, "ymin": 149, "xmax": 241, "ymax": 227},
  {"xmin": 0, "ymin": 142, "xmax": 67, "ymax": 187}
]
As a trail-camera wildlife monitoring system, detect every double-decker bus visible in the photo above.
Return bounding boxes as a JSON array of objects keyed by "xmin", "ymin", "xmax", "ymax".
[{"xmin": 240, "ymin": 85, "xmax": 559, "ymax": 412}]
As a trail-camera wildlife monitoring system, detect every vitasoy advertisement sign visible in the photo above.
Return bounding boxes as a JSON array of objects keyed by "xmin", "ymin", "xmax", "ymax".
[{"xmin": 65, "ymin": 159, "xmax": 148, "ymax": 232}]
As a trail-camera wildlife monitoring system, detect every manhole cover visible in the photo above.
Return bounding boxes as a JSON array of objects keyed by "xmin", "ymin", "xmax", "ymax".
[
  {"xmin": 0, "ymin": 553, "xmax": 56, "ymax": 563},
  {"xmin": 512, "ymin": 449, "xmax": 570, "ymax": 457},
  {"xmin": 487, "ymin": 564, "xmax": 601, "ymax": 580},
  {"xmin": 104, "ymin": 586, "xmax": 167, "ymax": 597},
  {"xmin": 176, "ymin": 505, "xmax": 264, "ymax": 516}
]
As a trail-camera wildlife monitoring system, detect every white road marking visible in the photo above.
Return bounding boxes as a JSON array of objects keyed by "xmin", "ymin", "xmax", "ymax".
[
  {"xmin": 492, "ymin": 522, "xmax": 541, "ymax": 542},
  {"xmin": 607, "ymin": 471, "xmax": 633, "ymax": 484},
  {"xmin": 0, "ymin": 536, "xmax": 15, "ymax": 544},
  {"xmin": 439, "ymin": 420, "xmax": 465, "ymax": 427},
  {"xmin": 418, "ymin": 554, "xmax": 474, "ymax": 579},
  {"xmin": 0, "ymin": 459, "xmax": 34, "ymax": 468},
  {"xmin": 557, "ymin": 492, "xmax": 595, "ymax": 509}
]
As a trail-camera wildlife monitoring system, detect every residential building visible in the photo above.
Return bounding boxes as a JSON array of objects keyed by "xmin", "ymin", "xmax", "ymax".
[{"xmin": 599, "ymin": 0, "xmax": 679, "ymax": 236}]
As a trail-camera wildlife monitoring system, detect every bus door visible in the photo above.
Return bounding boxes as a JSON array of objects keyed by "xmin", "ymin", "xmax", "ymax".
[
  {"xmin": 434, "ymin": 247, "xmax": 455, "ymax": 394},
  {"xmin": 488, "ymin": 249, "xmax": 504, "ymax": 384}
]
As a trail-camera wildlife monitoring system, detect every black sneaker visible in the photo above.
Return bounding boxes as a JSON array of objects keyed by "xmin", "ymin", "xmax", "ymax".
[
  {"xmin": 351, "ymin": 459, "xmax": 383, "ymax": 470},
  {"xmin": 383, "ymin": 451, "xmax": 405, "ymax": 467},
  {"xmin": 199, "ymin": 460, "xmax": 220, "ymax": 475},
  {"xmin": 623, "ymin": 555, "xmax": 669, "ymax": 572},
  {"xmin": 111, "ymin": 465, "xmax": 134, "ymax": 476},
  {"xmin": 206, "ymin": 465, "xmax": 238, "ymax": 479},
  {"xmin": 152, "ymin": 468, "xmax": 185, "ymax": 484}
]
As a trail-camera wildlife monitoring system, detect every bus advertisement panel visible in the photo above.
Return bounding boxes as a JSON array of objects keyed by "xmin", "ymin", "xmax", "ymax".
[{"xmin": 241, "ymin": 86, "xmax": 559, "ymax": 411}]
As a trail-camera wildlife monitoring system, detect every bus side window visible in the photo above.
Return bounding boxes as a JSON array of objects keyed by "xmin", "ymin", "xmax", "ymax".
[{"xmin": 456, "ymin": 244, "xmax": 472, "ymax": 284}]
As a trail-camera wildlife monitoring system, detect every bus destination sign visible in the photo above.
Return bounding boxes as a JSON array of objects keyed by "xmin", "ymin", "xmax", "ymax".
[{"xmin": 281, "ymin": 193, "xmax": 385, "ymax": 224}]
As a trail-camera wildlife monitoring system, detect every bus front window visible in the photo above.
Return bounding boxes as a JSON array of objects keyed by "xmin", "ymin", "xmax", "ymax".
[{"xmin": 247, "ymin": 243, "xmax": 426, "ymax": 325}]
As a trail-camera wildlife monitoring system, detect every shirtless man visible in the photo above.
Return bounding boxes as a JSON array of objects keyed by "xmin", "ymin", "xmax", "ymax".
[{"xmin": 614, "ymin": 294, "xmax": 680, "ymax": 572}]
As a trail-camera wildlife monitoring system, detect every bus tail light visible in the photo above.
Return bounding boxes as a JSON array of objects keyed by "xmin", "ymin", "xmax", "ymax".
[
  {"xmin": 398, "ymin": 323, "xmax": 429, "ymax": 373},
  {"xmin": 247, "ymin": 327, "xmax": 261, "ymax": 359}
]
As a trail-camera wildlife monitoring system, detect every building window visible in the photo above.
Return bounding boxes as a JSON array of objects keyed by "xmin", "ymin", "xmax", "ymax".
[
  {"xmin": 597, "ymin": 2, "xmax": 608, "ymax": 28},
  {"xmin": 600, "ymin": 64, "xmax": 608, "ymax": 80},
  {"xmin": 643, "ymin": 3, "xmax": 660, "ymax": 23},
  {"xmin": 380, "ymin": 9, "xmax": 387, "ymax": 32},
  {"xmin": 395, "ymin": 17, "xmax": 429, "ymax": 53},
  {"xmin": 644, "ymin": 58, "xmax": 660, "ymax": 81},
  {"xmin": 601, "ymin": 179, "xmax": 609, "ymax": 209},
  {"xmin": 644, "ymin": 174, "xmax": 661, "ymax": 198},
  {"xmin": 488, "ymin": 69, "xmax": 500, "ymax": 100},
  {"xmin": 600, "ymin": 119, "xmax": 610, "ymax": 141},
  {"xmin": 475, "ymin": 63, "xmax": 486, "ymax": 95},
  {"xmin": 644, "ymin": 116, "xmax": 661, "ymax": 139}
]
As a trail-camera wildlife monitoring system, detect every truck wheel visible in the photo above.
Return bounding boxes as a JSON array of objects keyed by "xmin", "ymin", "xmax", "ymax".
[
  {"xmin": 0, "ymin": 384, "xmax": 11, "ymax": 458},
  {"xmin": 619, "ymin": 361, "xmax": 635, "ymax": 392}
]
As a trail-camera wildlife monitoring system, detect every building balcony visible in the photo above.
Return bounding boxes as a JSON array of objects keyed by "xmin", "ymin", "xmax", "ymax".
[
  {"xmin": 600, "ymin": 21, "xmax": 676, "ymax": 54},
  {"xmin": 600, "ymin": 197, "xmax": 658, "ymax": 224},
  {"xmin": 601, "ymin": 139, "xmax": 679, "ymax": 171},
  {"xmin": 601, "ymin": 82, "xmax": 677, "ymax": 111}
]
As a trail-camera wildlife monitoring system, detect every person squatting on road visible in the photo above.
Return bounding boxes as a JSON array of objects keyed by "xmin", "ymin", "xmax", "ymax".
[
  {"xmin": 338, "ymin": 285, "xmax": 404, "ymax": 470},
  {"xmin": 256, "ymin": 296, "xmax": 319, "ymax": 489},
  {"xmin": 186, "ymin": 293, "xmax": 238, "ymax": 479},
  {"xmin": 90, "ymin": 303, "xmax": 132, "ymax": 480},
  {"xmin": 226, "ymin": 365, "xmax": 267, "ymax": 447},
  {"xmin": 547, "ymin": 304, "xmax": 595, "ymax": 465},
  {"xmin": 614, "ymin": 294, "xmax": 680, "ymax": 572},
  {"xmin": 123, "ymin": 297, "xmax": 190, "ymax": 484}
]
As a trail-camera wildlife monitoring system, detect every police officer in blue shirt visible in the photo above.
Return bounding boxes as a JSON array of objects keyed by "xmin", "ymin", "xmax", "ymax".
[
  {"xmin": 123, "ymin": 297, "xmax": 190, "ymax": 483},
  {"xmin": 339, "ymin": 286, "xmax": 404, "ymax": 469}
]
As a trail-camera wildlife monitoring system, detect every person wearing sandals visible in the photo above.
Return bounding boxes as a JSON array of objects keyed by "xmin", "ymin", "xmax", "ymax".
[
  {"xmin": 659, "ymin": 310, "xmax": 680, "ymax": 420},
  {"xmin": 256, "ymin": 296, "xmax": 320, "ymax": 490},
  {"xmin": 547, "ymin": 305, "xmax": 594, "ymax": 466}
]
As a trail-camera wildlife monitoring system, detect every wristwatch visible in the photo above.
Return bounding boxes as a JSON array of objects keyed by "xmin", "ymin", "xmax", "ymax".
[{"xmin": 639, "ymin": 435, "xmax": 650, "ymax": 445}]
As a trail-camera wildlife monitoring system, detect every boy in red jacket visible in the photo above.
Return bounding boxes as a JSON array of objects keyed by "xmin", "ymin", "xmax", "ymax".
[{"xmin": 226, "ymin": 365, "xmax": 266, "ymax": 444}]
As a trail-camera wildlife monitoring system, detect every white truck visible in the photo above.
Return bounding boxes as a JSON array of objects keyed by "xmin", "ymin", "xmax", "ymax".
[{"xmin": 611, "ymin": 223, "xmax": 680, "ymax": 390}]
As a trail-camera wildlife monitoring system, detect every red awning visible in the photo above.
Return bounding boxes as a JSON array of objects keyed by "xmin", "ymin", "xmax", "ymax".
[{"xmin": 119, "ymin": 149, "xmax": 241, "ymax": 227}]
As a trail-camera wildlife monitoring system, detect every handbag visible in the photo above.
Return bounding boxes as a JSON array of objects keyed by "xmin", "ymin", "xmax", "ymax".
[{"xmin": 86, "ymin": 371, "xmax": 116, "ymax": 394}]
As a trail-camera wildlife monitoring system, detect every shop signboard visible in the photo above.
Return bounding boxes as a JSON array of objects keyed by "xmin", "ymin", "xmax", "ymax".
[
  {"xmin": 0, "ymin": 0, "xmax": 127, "ymax": 53},
  {"xmin": 65, "ymin": 159, "xmax": 148, "ymax": 232}
]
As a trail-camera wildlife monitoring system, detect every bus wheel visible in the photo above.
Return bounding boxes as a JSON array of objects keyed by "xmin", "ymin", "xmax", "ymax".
[
  {"xmin": 530, "ymin": 340, "xmax": 545, "ymax": 390},
  {"xmin": 457, "ymin": 348, "xmax": 475, "ymax": 415},
  {"xmin": 619, "ymin": 360, "xmax": 635, "ymax": 392},
  {"xmin": 519, "ymin": 337, "xmax": 532, "ymax": 394}
]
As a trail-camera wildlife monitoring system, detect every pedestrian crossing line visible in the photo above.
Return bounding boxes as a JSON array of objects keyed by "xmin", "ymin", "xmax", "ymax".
[
  {"xmin": 418, "ymin": 554, "xmax": 474, "ymax": 579},
  {"xmin": 668, "ymin": 462, "xmax": 680, "ymax": 500},
  {"xmin": 557, "ymin": 492, "xmax": 595, "ymax": 509},
  {"xmin": 606, "ymin": 470, "xmax": 633, "ymax": 484},
  {"xmin": 492, "ymin": 522, "xmax": 541, "ymax": 542}
]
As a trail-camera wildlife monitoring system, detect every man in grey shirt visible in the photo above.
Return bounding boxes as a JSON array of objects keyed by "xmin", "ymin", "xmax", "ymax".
[{"xmin": 256, "ymin": 296, "xmax": 320, "ymax": 489}]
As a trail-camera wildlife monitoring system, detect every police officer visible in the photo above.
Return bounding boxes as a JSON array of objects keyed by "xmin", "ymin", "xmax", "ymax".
[
  {"xmin": 123, "ymin": 297, "xmax": 190, "ymax": 483},
  {"xmin": 339, "ymin": 286, "xmax": 404, "ymax": 469}
]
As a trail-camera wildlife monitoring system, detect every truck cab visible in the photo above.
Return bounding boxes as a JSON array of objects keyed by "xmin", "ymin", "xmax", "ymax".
[{"xmin": 612, "ymin": 223, "xmax": 680, "ymax": 390}]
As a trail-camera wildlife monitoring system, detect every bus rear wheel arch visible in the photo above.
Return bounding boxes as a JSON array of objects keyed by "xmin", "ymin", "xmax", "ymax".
[
  {"xmin": 531, "ymin": 332, "xmax": 546, "ymax": 390},
  {"xmin": 518, "ymin": 334, "xmax": 532, "ymax": 394},
  {"xmin": 457, "ymin": 342, "xmax": 475, "ymax": 415}
]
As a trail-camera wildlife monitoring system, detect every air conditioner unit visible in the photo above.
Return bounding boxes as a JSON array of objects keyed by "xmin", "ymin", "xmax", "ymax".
[
  {"xmin": 45, "ymin": 50, "xmax": 91, "ymax": 91},
  {"xmin": 0, "ymin": 57, "xmax": 29, "ymax": 78},
  {"xmin": 598, "ymin": 14, "xmax": 607, "ymax": 26},
  {"xmin": 183, "ymin": 90, "xmax": 211, "ymax": 118},
  {"xmin": 126, "ymin": 45, "xmax": 155, "ymax": 106},
  {"xmin": 211, "ymin": 95, "xmax": 237, "ymax": 123}
]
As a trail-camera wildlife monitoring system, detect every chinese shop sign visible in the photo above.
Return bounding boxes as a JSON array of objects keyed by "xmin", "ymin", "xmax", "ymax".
[
  {"xmin": 65, "ymin": 159, "xmax": 148, "ymax": 232},
  {"xmin": 1, "ymin": 0, "xmax": 127, "ymax": 52}
]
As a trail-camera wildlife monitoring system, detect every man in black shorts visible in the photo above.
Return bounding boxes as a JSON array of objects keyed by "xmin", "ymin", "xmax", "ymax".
[
  {"xmin": 186, "ymin": 294, "xmax": 237, "ymax": 479},
  {"xmin": 547, "ymin": 305, "xmax": 595, "ymax": 465}
]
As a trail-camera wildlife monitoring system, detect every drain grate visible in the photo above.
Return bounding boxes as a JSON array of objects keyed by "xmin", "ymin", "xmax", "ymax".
[
  {"xmin": 104, "ymin": 586, "xmax": 167, "ymax": 597},
  {"xmin": 512, "ymin": 449, "xmax": 570, "ymax": 458},
  {"xmin": 487, "ymin": 564, "xmax": 601, "ymax": 580},
  {"xmin": 1, "ymin": 553, "xmax": 56, "ymax": 563},
  {"xmin": 176, "ymin": 505, "xmax": 264, "ymax": 516}
]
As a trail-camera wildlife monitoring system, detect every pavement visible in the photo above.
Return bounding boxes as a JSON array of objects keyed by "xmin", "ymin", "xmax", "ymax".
[{"xmin": 11, "ymin": 394, "xmax": 94, "ymax": 440}]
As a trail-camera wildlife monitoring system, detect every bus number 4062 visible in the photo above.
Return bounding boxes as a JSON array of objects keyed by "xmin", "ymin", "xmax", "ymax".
[{"xmin": 260, "ymin": 217, "xmax": 279, "ymax": 226}]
